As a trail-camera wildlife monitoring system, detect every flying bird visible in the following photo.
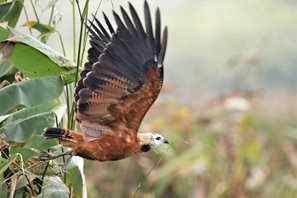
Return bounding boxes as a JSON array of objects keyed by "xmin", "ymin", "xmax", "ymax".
[{"xmin": 43, "ymin": 1, "xmax": 168, "ymax": 162}]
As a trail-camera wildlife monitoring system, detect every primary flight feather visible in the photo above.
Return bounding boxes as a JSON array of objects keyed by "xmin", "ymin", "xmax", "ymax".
[{"xmin": 44, "ymin": 1, "xmax": 168, "ymax": 161}]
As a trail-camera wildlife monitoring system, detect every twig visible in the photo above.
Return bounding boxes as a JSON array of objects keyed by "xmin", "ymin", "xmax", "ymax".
[
  {"xmin": 71, "ymin": 0, "xmax": 76, "ymax": 62},
  {"xmin": 56, "ymin": 31, "xmax": 66, "ymax": 56},
  {"xmin": 9, "ymin": 175, "xmax": 18, "ymax": 198},
  {"xmin": 48, "ymin": 6, "xmax": 54, "ymax": 25},
  {"xmin": 29, "ymin": 0, "xmax": 40, "ymax": 23},
  {"xmin": 21, "ymin": 1, "xmax": 33, "ymax": 35},
  {"xmin": 68, "ymin": 0, "xmax": 85, "ymax": 130},
  {"xmin": 133, "ymin": 144, "xmax": 171, "ymax": 198}
]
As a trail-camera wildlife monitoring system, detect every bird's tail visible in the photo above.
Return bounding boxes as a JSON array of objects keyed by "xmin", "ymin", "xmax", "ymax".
[{"xmin": 43, "ymin": 128, "xmax": 84, "ymax": 148}]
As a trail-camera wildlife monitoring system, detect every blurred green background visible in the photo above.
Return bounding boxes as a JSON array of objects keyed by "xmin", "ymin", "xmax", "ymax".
[{"xmin": 17, "ymin": 0, "xmax": 297, "ymax": 197}]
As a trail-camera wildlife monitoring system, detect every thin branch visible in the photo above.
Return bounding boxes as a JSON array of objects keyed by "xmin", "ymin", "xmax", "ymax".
[
  {"xmin": 21, "ymin": 1, "xmax": 33, "ymax": 35},
  {"xmin": 57, "ymin": 31, "xmax": 66, "ymax": 56},
  {"xmin": 48, "ymin": 6, "xmax": 54, "ymax": 25},
  {"xmin": 69, "ymin": 0, "xmax": 89, "ymax": 130},
  {"xmin": 133, "ymin": 144, "xmax": 172, "ymax": 198},
  {"xmin": 79, "ymin": 0, "xmax": 103, "ymax": 70},
  {"xmin": 29, "ymin": 0, "xmax": 40, "ymax": 23},
  {"xmin": 66, "ymin": 84, "xmax": 71, "ymax": 129},
  {"xmin": 72, "ymin": 0, "xmax": 77, "ymax": 62}
]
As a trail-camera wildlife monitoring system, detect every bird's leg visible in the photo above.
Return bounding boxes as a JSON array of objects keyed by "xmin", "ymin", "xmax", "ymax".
[{"xmin": 41, "ymin": 150, "xmax": 74, "ymax": 161}]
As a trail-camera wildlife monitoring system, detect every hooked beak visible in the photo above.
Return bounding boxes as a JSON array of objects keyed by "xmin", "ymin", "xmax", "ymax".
[{"xmin": 164, "ymin": 139, "xmax": 169, "ymax": 144}]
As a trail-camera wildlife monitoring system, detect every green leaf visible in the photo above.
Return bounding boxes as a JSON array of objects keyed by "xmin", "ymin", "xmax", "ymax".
[
  {"xmin": 0, "ymin": 0, "xmax": 23, "ymax": 28},
  {"xmin": 0, "ymin": 111, "xmax": 55, "ymax": 142},
  {"xmin": 0, "ymin": 1, "xmax": 14, "ymax": 21},
  {"xmin": 0, "ymin": 100, "xmax": 59, "ymax": 125},
  {"xmin": 4, "ymin": 43, "xmax": 76, "ymax": 82},
  {"xmin": 0, "ymin": 181, "xmax": 8, "ymax": 198},
  {"xmin": 81, "ymin": 0, "xmax": 90, "ymax": 20},
  {"xmin": 1, "ymin": 27, "xmax": 77, "ymax": 82},
  {"xmin": 15, "ymin": 175, "xmax": 28, "ymax": 190},
  {"xmin": 0, "ymin": 28, "xmax": 77, "ymax": 82},
  {"xmin": 66, "ymin": 157, "xmax": 85, "ymax": 198},
  {"xmin": 14, "ymin": 187, "xmax": 26, "ymax": 198},
  {"xmin": 9, "ymin": 147, "xmax": 37, "ymax": 161},
  {"xmin": 24, "ymin": 21, "xmax": 56, "ymax": 34},
  {"xmin": 0, "ymin": 76, "xmax": 64, "ymax": 115},
  {"xmin": 0, "ymin": 154, "xmax": 18, "ymax": 175},
  {"xmin": 37, "ymin": 176, "xmax": 69, "ymax": 198},
  {"xmin": 8, "ymin": 28, "xmax": 75, "ymax": 68},
  {"xmin": 0, "ymin": 26, "xmax": 10, "ymax": 42},
  {"xmin": 24, "ymin": 135, "xmax": 58, "ymax": 152},
  {"xmin": 0, "ymin": 60, "xmax": 15, "ymax": 78}
]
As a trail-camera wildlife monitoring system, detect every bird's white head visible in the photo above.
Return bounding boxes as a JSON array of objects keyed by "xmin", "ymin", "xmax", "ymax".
[{"xmin": 138, "ymin": 132, "xmax": 169, "ymax": 152}]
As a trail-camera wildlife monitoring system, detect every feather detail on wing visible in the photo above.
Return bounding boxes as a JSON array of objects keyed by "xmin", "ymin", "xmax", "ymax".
[{"xmin": 75, "ymin": 1, "xmax": 168, "ymax": 140}]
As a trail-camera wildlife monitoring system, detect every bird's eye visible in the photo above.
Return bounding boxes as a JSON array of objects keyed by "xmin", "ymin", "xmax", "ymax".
[{"xmin": 156, "ymin": 137, "xmax": 161, "ymax": 140}]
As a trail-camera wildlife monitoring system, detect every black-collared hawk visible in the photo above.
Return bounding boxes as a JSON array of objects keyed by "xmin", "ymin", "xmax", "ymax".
[{"xmin": 43, "ymin": 1, "xmax": 168, "ymax": 162}]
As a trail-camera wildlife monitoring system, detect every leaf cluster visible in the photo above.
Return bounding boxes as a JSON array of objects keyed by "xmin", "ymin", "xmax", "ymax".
[{"xmin": 0, "ymin": 0, "xmax": 91, "ymax": 197}]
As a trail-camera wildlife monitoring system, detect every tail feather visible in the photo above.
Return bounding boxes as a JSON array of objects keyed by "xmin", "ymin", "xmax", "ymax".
[
  {"xmin": 43, "ymin": 128, "xmax": 67, "ymax": 138},
  {"xmin": 43, "ymin": 128, "xmax": 84, "ymax": 148}
]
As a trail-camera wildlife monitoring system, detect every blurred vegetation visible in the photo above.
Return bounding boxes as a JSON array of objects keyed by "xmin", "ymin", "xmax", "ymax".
[
  {"xmin": 84, "ymin": 90, "xmax": 297, "ymax": 197},
  {"xmin": 0, "ymin": 0, "xmax": 297, "ymax": 197}
]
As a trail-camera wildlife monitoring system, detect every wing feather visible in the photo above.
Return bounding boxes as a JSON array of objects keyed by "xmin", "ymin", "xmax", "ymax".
[
  {"xmin": 75, "ymin": 1, "xmax": 168, "ymax": 139},
  {"xmin": 144, "ymin": 1, "xmax": 153, "ymax": 40}
]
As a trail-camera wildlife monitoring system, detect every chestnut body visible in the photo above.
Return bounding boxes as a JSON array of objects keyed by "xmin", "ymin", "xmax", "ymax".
[{"xmin": 73, "ymin": 134, "xmax": 140, "ymax": 161}]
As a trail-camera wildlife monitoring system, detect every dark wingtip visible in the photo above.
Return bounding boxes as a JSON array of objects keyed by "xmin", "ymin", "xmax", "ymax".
[
  {"xmin": 103, "ymin": 11, "xmax": 115, "ymax": 34},
  {"xmin": 158, "ymin": 26, "xmax": 168, "ymax": 65},
  {"xmin": 129, "ymin": 1, "xmax": 145, "ymax": 36},
  {"xmin": 155, "ymin": 7, "xmax": 161, "ymax": 55},
  {"xmin": 144, "ymin": 0, "xmax": 153, "ymax": 40},
  {"xmin": 128, "ymin": 2, "xmax": 133, "ymax": 9}
]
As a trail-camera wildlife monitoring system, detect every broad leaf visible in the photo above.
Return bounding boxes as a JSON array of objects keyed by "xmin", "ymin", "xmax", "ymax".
[
  {"xmin": 37, "ymin": 176, "xmax": 69, "ymax": 198},
  {"xmin": 24, "ymin": 135, "xmax": 58, "ymax": 151},
  {"xmin": 8, "ymin": 28, "xmax": 75, "ymax": 68},
  {"xmin": 3, "ymin": 42, "xmax": 76, "ymax": 82},
  {"xmin": 0, "ymin": 100, "xmax": 60, "ymax": 124},
  {"xmin": 0, "ymin": 0, "xmax": 23, "ymax": 28},
  {"xmin": 0, "ymin": 26, "xmax": 10, "ymax": 42},
  {"xmin": 0, "ymin": 60, "xmax": 15, "ymax": 78},
  {"xmin": 0, "ymin": 182, "xmax": 8, "ymax": 198},
  {"xmin": 9, "ymin": 147, "xmax": 37, "ymax": 161},
  {"xmin": 0, "ymin": 154, "xmax": 18, "ymax": 175},
  {"xmin": 0, "ymin": 76, "xmax": 64, "ymax": 115},
  {"xmin": 0, "ymin": 111, "xmax": 55, "ymax": 142},
  {"xmin": 0, "ymin": 28, "xmax": 77, "ymax": 82},
  {"xmin": 9, "ymin": 136, "xmax": 58, "ymax": 161},
  {"xmin": 66, "ymin": 157, "xmax": 85, "ymax": 198}
]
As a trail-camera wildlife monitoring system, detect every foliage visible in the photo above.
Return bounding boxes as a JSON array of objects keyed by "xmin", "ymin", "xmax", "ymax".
[{"xmin": 0, "ymin": 0, "xmax": 89, "ymax": 197}]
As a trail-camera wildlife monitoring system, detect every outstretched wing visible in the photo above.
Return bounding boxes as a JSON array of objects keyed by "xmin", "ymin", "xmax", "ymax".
[{"xmin": 75, "ymin": 1, "xmax": 168, "ymax": 140}]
